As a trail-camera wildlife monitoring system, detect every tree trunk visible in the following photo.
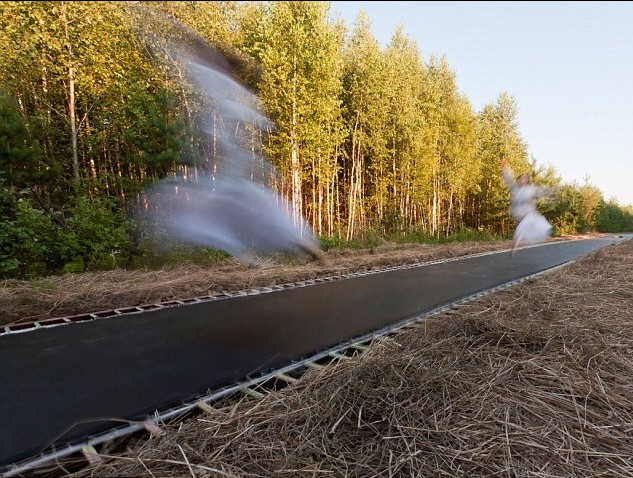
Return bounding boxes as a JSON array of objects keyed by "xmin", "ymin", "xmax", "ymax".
[
  {"xmin": 61, "ymin": 2, "xmax": 80, "ymax": 182},
  {"xmin": 290, "ymin": 53, "xmax": 302, "ymax": 226}
]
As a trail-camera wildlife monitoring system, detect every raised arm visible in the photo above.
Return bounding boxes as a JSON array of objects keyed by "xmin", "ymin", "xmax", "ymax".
[{"xmin": 501, "ymin": 159, "xmax": 515, "ymax": 190}]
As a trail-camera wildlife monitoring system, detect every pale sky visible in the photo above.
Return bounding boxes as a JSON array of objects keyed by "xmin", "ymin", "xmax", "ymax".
[{"xmin": 329, "ymin": 1, "xmax": 633, "ymax": 206}]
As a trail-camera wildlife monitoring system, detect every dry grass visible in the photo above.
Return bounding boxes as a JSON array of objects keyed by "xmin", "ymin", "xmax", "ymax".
[{"xmin": 37, "ymin": 236, "xmax": 632, "ymax": 477}]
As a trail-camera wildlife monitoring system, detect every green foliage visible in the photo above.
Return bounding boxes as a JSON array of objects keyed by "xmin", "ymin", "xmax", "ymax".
[
  {"xmin": 418, "ymin": 56, "xmax": 479, "ymax": 237},
  {"xmin": 131, "ymin": 243, "xmax": 230, "ymax": 269},
  {"xmin": 122, "ymin": 86, "xmax": 194, "ymax": 176},
  {"xmin": 0, "ymin": 196, "xmax": 60, "ymax": 277},
  {"xmin": 318, "ymin": 232, "xmax": 367, "ymax": 251},
  {"xmin": 319, "ymin": 227, "xmax": 499, "ymax": 252},
  {"xmin": 0, "ymin": 193, "xmax": 132, "ymax": 277},
  {"xmin": 466, "ymin": 93, "xmax": 531, "ymax": 236},
  {"xmin": 0, "ymin": 92, "xmax": 61, "ymax": 190},
  {"xmin": 439, "ymin": 228, "xmax": 498, "ymax": 243},
  {"xmin": 0, "ymin": 175, "xmax": 18, "ymax": 221},
  {"xmin": 393, "ymin": 228, "xmax": 437, "ymax": 245},
  {"xmin": 61, "ymin": 256, "xmax": 85, "ymax": 274},
  {"xmin": 539, "ymin": 178, "xmax": 603, "ymax": 236},
  {"xmin": 240, "ymin": 1, "xmax": 345, "ymax": 236},
  {"xmin": 63, "ymin": 196, "xmax": 132, "ymax": 270},
  {"xmin": 394, "ymin": 227, "xmax": 498, "ymax": 245},
  {"xmin": 595, "ymin": 200, "xmax": 633, "ymax": 233}
]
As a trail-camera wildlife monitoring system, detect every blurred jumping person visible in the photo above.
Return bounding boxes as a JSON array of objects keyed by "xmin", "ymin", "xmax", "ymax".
[{"xmin": 501, "ymin": 159, "xmax": 552, "ymax": 257}]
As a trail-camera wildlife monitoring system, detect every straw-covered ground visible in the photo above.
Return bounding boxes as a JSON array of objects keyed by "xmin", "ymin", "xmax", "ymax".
[{"xmin": 20, "ymin": 235, "xmax": 627, "ymax": 478}]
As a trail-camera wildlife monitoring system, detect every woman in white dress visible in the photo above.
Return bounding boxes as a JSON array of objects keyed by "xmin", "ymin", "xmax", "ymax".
[{"xmin": 501, "ymin": 159, "xmax": 552, "ymax": 256}]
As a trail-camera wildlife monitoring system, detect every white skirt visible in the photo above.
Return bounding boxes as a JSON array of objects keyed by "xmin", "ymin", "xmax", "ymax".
[{"xmin": 514, "ymin": 211, "xmax": 552, "ymax": 245}]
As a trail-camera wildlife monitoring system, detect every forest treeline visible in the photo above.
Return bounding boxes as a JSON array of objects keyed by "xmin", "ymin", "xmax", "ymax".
[{"xmin": 1, "ymin": 1, "xmax": 632, "ymax": 278}]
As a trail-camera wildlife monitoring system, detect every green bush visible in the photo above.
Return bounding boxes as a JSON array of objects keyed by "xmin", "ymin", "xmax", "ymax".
[
  {"xmin": 595, "ymin": 201, "xmax": 633, "ymax": 233},
  {"xmin": 0, "ymin": 197, "xmax": 61, "ymax": 277},
  {"xmin": 61, "ymin": 256, "xmax": 85, "ymax": 274},
  {"xmin": 0, "ymin": 193, "xmax": 133, "ymax": 278},
  {"xmin": 318, "ymin": 232, "xmax": 370, "ymax": 251},
  {"xmin": 63, "ymin": 196, "xmax": 132, "ymax": 270},
  {"xmin": 441, "ymin": 228, "xmax": 497, "ymax": 243},
  {"xmin": 131, "ymin": 241, "xmax": 231, "ymax": 269}
]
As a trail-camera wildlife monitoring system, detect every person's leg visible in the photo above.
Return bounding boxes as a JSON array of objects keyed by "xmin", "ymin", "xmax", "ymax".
[
  {"xmin": 511, "ymin": 235, "xmax": 521, "ymax": 258},
  {"xmin": 511, "ymin": 220, "xmax": 525, "ymax": 258},
  {"xmin": 510, "ymin": 238, "xmax": 519, "ymax": 257}
]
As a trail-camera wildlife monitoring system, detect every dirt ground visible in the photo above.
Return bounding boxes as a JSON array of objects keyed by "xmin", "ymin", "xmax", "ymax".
[{"xmin": 9, "ymin": 233, "xmax": 633, "ymax": 477}]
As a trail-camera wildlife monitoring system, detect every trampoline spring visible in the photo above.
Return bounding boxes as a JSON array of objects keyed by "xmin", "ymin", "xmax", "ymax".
[
  {"xmin": 274, "ymin": 372, "xmax": 297, "ymax": 384},
  {"xmin": 350, "ymin": 343, "xmax": 368, "ymax": 351},
  {"xmin": 196, "ymin": 401, "xmax": 215, "ymax": 414},
  {"xmin": 241, "ymin": 387, "xmax": 265, "ymax": 400}
]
